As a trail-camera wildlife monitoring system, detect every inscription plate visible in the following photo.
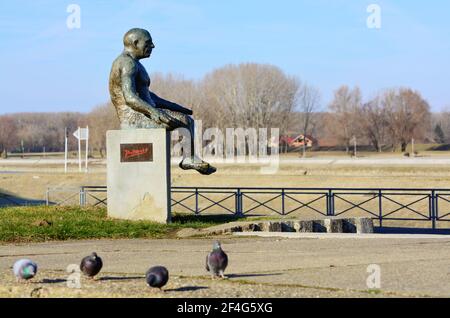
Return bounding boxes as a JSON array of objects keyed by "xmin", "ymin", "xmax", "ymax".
[{"xmin": 120, "ymin": 143, "xmax": 153, "ymax": 162}]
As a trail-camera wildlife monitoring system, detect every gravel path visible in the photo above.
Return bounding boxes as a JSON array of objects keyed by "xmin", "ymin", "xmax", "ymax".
[
  {"xmin": 1, "ymin": 236, "xmax": 450, "ymax": 298},
  {"xmin": 0, "ymin": 270, "xmax": 382, "ymax": 298}
]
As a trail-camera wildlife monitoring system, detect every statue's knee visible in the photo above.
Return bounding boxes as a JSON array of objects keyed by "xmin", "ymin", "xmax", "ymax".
[{"xmin": 185, "ymin": 115, "xmax": 194, "ymax": 128}]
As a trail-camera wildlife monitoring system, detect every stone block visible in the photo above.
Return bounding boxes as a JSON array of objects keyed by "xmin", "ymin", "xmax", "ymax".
[
  {"xmin": 324, "ymin": 218, "xmax": 344, "ymax": 233},
  {"xmin": 356, "ymin": 218, "xmax": 374, "ymax": 233},
  {"xmin": 259, "ymin": 221, "xmax": 282, "ymax": 232},
  {"xmin": 242, "ymin": 223, "xmax": 261, "ymax": 232},
  {"xmin": 106, "ymin": 129, "xmax": 171, "ymax": 223},
  {"xmin": 342, "ymin": 218, "xmax": 374, "ymax": 233},
  {"xmin": 294, "ymin": 220, "xmax": 314, "ymax": 233}
]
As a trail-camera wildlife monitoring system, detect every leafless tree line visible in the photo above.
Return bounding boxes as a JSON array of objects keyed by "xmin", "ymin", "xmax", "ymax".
[
  {"xmin": 0, "ymin": 63, "xmax": 448, "ymax": 157},
  {"xmin": 151, "ymin": 63, "xmax": 300, "ymax": 133},
  {"xmin": 327, "ymin": 86, "xmax": 435, "ymax": 153},
  {"xmin": 0, "ymin": 107, "xmax": 120, "ymax": 157},
  {"xmin": 0, "ymin": 112, "xmax": 84, "ymax": 156}
]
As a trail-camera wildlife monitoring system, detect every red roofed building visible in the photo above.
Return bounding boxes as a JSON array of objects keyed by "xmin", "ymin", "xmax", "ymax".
[{"xmin": 280, "ymin": 134, "xmax": 317, "ymax": 149}]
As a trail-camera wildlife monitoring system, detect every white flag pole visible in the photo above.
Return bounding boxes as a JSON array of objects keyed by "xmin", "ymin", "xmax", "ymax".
[
  {"xmin": 85, "ymin": 126, "xmax": 89, "ymax": 173},
  {"xmin": 78, "ymin": 127, "xmax": 82, "ymax": 172},
  {"xmin": 64, "ymin": 127, "xmax": 68, "ymax": 173}
]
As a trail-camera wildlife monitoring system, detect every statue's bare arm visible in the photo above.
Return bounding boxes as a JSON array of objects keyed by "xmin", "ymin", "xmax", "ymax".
[{"xmin": 149, "ymin": 92, "xmax": 193, "ymax": 115}]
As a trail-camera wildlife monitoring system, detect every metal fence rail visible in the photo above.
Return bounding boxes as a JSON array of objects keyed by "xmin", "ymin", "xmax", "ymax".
[
  {"xmin": 46, "ymin": 186, "xmax": 450, "ymax": 229},
  {"xmin": 46, "ymin": 187, "xmax": 86, "ymax": 207}
]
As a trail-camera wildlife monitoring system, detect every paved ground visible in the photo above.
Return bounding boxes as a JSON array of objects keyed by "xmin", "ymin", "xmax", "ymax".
[
  {"xmin": 2, "ymin": 155, "xmax": 450, "ymax": 168},
  {"xmin": 1, "ymin": 236, "xmax": 450, "ymax": 298}
]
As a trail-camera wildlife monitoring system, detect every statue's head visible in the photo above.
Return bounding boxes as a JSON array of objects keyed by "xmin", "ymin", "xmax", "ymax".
[{"xmin": 123, "ymin": 28, "xmax": 155, "ymax": 59}]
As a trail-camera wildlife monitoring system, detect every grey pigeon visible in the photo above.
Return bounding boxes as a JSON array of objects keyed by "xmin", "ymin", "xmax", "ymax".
[
  {"xmin": 146, "ymin": 266, "xmax": 169, "ymax": 290},
  {"xmin": 13, "ymin": 259, "xmax": 38, "ymax": 282},
  {"xmin": 206, "ymin": 241, "xmax": 228, "ymax": 278},
  {"xmin": 80, "ymin": 252, "xmax": 103, "ymax": 279}
]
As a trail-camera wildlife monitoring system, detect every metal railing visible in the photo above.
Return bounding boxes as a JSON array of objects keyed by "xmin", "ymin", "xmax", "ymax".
[
  {"xmin": 45, "ymin": 186, "xmax": 450, "ymax": 229},
  {"xmin": 46, "ymin": 186, "xmax": 107, "ymax": 207}
]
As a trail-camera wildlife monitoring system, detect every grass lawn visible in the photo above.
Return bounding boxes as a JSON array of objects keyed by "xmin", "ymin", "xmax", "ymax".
[{"xmin": 0, "ymin": 206, "xmax": 241, "ymax": 243}]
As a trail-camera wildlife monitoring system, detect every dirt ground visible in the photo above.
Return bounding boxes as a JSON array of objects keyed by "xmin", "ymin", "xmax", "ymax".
[
  {"xmin": 1, "ymin": 156, "xmax": 450, "ymax": 200},
  {"xmin": 1, "ymin": 236, "xmax": 450, "ymax": 298}
]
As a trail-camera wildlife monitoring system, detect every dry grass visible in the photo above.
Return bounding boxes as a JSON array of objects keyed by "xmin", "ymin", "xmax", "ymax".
[
  {"xmin": 1, "ymin": 162, "xmax": 450, "ymax": 199},
  {"xmin": 1, "ymin": 157, "xmax": 450, "ymax": 230}
]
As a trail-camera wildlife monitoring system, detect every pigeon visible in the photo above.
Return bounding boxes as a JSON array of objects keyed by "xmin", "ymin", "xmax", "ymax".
[
  {"xmin": 80, "ymin": 252, "xmax": 103, "ymax": 279},
  {"xmin": 206, "ymin": 241, "xmax": 228, "ymax": 279},
  {"xmin": 13, "ymin": 259, "xmax": 38, "ymax": 282},
  {"xmin": 146, "ymin": 266, "xmax": 169, "ymax": 290}
]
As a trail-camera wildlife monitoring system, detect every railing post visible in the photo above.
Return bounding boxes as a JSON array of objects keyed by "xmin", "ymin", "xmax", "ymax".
[
  {"xmin": 235, "ymin": 190, "xmax": 238, "ymax": 216},
  {"xmin": 195, "ymin": 188, "xmax": 199, "ymax": 215},
  {"xmin": 435, "ymin": 192, "xmax": 439, "ymax": 227},
  {"xmin": 327, "ymin": 189, "xmax": 335, "ymax": 216},
  {"xmin": 281, "ymin": 189, "xmax": 285, "ymax": 216},
  {"xmin": 431, "ymin": 190, "xmax": 436, "ymax": 230},
  {"xmin": 46, "ymin": 188, "xmax": 50, "ymax": 206},
  {"xmin": 236, "ymin": 188, "xmax": 243, "ymax": 217},
  {"xmin": 378, "ymin": 190, "xmax": 383, "ymax": 228},
  {"xmin": 79, "ymin": 187, "xmax": 86, "ymax": 207},
  {"xmin": 326, "ymin": 191, "xmax": 330, "ymax": 216}
]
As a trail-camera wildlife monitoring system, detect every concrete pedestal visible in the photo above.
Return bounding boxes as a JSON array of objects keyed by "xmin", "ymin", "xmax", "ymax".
[{"xmin": 106, "ymin": 129, "xmax": 171, "ymax": 223}]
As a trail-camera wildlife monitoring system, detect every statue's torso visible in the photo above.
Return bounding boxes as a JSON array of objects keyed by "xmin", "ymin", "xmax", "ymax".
[
  {"xmin": 109, "ymin": 53, "xmax": 156, "ymax": 128},
  {"xmin": 135, "ymin": 61, "xmax": 151, "ymax": 99}
]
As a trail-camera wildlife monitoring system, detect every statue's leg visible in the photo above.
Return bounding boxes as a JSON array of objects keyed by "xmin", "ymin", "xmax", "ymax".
[
  {"xmin": 181, "ymin": 115, "xmax": 216, "ymax": 175},
  {"xmin": 185, "ymin": 115, "xmax": 196, "ymax": 161},
  {"xmin": 165, "ymin": 111, "xmax": 216, "ymax": 175},
  {"xmin": 119, "ymin": 109, "xmax": 215, "ymax": 173}
]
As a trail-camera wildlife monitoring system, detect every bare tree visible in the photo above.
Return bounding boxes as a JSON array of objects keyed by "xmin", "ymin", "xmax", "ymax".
[
  {"xmin": 361, "ymin": 96, "xmax": 389, "ymax": 152},
  {"xmin": 12, "ymin": 112, "xmax": 84, "ymax": 153},
  {"xmin": 150, "ymin": 73, "xmax": 202, "ymax": 116},
  {"xmin": 296, "ymin": 83, "xmax": 321, "ymax": 156},
  {"xmin": 383, "ymin": 88, "xmax": 431, "ymax": 152},
  {"xmin": 202, "ymin": 63, "xmax": 299, "ymax": 133},
  {"xmin": 328, "ymin": 86, "xmax": 362, "ymax": 153},
  {"xmin": 0, "ymin": 116, "xmax": 18, "ymax": 157}
]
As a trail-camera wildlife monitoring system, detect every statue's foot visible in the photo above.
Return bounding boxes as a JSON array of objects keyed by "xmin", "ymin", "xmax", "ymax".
[{"xmin": 179, "ymin": 158, "xmax": 217, "ymax": 175}]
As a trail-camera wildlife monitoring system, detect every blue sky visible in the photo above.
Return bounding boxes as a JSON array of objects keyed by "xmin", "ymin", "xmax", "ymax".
[{"xmin": 0, "ymin": 0, "xmax": 449, "ymax": 114}]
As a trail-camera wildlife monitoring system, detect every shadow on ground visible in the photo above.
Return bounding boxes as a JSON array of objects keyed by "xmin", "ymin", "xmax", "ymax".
[
  {"xmin": 172, "ymin": 214, "xmax": 244, "ymax": 225},
  {"xmin": 166, "ymin": 286, "xmax": 209, "ymax": 292},
  {"xmin": 41, "ymin": 278, "xmax": 67, "ymax": 284},
  {"xmin": 375, "ymin": 227, "xmax": 450, "ymax": 235},
  {"xmin": 227, "ymin": 273, "xmax": 282, "ymax": 279},
  {"xmin": 430, "ymin": 144, "xmax": 450, "ymax": 151},
  {"xmin": 99, "ymin": 276, "xmax": 143, "ymax": 282},
  {"xmin": 0, "ymin": 190, "xmax": 47, "ymax": 207}
]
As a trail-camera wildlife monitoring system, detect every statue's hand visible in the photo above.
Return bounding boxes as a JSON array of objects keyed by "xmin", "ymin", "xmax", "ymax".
[{"xmin": 158, "ymin": 112, "xmax": 179, "ymax": 130}]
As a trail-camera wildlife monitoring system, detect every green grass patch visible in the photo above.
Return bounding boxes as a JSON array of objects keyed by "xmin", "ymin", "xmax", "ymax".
[{"xmin": 0, "ymin": 206, "xmax": 242, "ymax": 243}]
